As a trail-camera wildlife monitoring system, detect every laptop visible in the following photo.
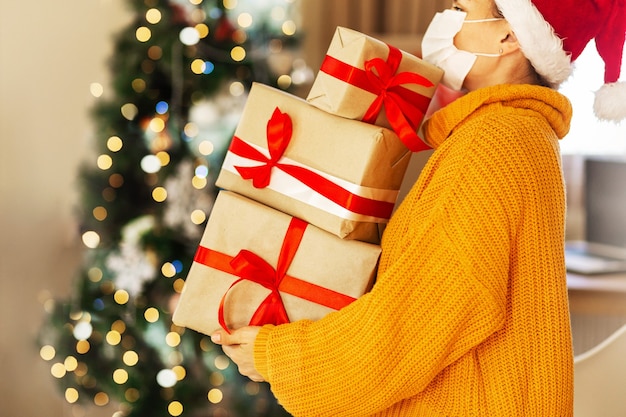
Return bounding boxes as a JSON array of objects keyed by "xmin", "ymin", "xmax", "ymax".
[{"xmin": 565, "ymin": 157, "xmax": 626, "ymax": 275}]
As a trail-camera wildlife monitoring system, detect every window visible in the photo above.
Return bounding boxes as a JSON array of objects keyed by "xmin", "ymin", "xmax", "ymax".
[{"xmin": 559, "ymin": 41, "xmax": 626, "ymax": 155}]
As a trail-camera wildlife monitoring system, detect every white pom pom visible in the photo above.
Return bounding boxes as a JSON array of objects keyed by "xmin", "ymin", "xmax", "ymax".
[{"xmin": 593, "ymin": 82, "xmax": 626, "ymax": 122}]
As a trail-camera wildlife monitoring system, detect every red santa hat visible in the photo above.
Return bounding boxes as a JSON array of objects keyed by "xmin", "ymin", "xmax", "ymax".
[{"xmin": 495, "ymin": 0, "xmax": 626, "ymax": 121}]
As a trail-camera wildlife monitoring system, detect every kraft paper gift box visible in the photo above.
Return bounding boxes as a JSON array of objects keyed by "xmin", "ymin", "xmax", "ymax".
[
  {"xmin": 216, "ymin": 82, "xmax": 411, "ymax": 244},
  {"xmin": 172, "ymin": 190, "xmax": 381, "ymax": 334},
  {"xmin": 306, "ymin": 26, "xmax": 443, "ymax": 152}
]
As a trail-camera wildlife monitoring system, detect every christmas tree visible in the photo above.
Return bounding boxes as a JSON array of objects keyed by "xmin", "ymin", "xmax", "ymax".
[{"xmin": 38, "ymin": 0, "xmax": 308, "ymax": 415}]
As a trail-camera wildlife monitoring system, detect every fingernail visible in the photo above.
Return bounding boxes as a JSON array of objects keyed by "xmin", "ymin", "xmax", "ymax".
[{"xmin": 211, "ymin": 332, "xmax": 221, "ymax": 343}]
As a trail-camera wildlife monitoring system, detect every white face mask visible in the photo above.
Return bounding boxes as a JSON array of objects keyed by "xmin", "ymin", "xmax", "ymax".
[{"xmin": 421, "ymin": 9, "xmax": 504, "ymax": 91}]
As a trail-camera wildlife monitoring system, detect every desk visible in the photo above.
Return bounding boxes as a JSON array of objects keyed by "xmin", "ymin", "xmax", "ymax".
[
  {"xmin": 567, "ymin": 272, "xmax": 626, "ymax": 354},
  {"xmin": 568, "ymin": 272, "xmax": 626, "ymax": 315},
  {"xmin": 568, "ymin": 272, "xmax": 626, "ymax": 293}
]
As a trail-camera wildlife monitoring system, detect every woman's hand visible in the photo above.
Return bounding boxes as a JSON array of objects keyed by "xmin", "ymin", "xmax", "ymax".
[{"xmin": 211, "ymin": 326, "xmax": 265, "ymax": 382}]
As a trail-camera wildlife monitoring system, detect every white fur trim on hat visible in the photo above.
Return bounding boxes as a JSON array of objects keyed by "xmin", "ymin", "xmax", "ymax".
[
  {"xmin": 495, "ymin": 0, "xmax": 572, "ymax": 88},
  {"xmin": 594, "ymin": 82, "xmax": 626, "ymax": 122}
]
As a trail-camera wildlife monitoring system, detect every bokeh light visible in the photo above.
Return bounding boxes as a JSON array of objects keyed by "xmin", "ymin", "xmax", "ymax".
[
  {"xmin": 136, "ymin": 26, "xmax": 151, "ymax": 42},
  {"xmin": 168, "ymin": 401, "xmax": 183, "ymax": 416},
  {"xmin": 144, "ymin": 307, "xmax": 160, "ymax": 323}
]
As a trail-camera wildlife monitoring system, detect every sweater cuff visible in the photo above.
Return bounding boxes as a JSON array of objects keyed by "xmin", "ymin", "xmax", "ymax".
[{"xmin": 253, "ymin": 324, "xmax": 275, "ymax": 381}]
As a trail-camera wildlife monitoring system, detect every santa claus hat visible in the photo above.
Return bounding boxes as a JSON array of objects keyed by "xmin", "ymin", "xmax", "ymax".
[{"xmin": 495, "ymin": 0, "xmax": 626, "ymax": 121}]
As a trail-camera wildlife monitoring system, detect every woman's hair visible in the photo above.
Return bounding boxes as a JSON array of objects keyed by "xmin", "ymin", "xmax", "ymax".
[{"xmin": 531, "ymin": 68, "xmax": 552, "ymax": 87}]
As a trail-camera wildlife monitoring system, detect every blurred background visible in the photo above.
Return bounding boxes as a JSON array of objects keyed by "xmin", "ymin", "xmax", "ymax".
[
  {"xmin": 1, "ymin": 2, "xmax": 130, "ymax": 416},
  {"xmin": 0, "ymin": 1, "xmax": 440, "ymax": 416},
  {"xmin": 1, "ymin": 1, "xmax": 624, "ymax": 417}
]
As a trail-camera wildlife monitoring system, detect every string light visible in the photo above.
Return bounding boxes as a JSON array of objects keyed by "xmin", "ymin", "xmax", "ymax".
[
  {"xmin": 214, "ymin": 355, "xmax": 230, "ymax": 371},
  {"xmin": 152, "ymin": 186, "xmax": 167, "ymax": 202},
  {"xmin": 90, "ymin": 83, "xmax": 104, "ymax": 98},
  {"xmin": 157, "ymin": 369, "xmax": 178, "ymax": 388},
  {"xmin": 179, "ymin": 27, "xmax": 201, "ymax": 46},
  {"xmin": 136, "ymin": 26, "xmax": 151, "ymax": 42},
  {"xmin": 94, "ymin": 392, "xmax": 110, "ymax": 407},
  {"xmin": 229, "ymin": 81, "xmax": 245, "ymax": 96},
  {"xmin": 173, "ymin": 278, "xmax": 185, "ymax": 293},
  {"xmin": 76, "ymin": 340, "xmax": 90, "ymax": 354},
  {"xmin": 65, "ymin": 388, "xmax": 80, "ymax": 404},
  {"xmin": 106, "ymin": 330, "xmax": 122, "ymax": 346},
  {"xmin": 168, "ymin": 401, "xmax": 183, "ymax": 417},
  {"xmin": 141, "ymin": 155, "xmax": 162, "ymax": 174},
  {"xmin": 87, "ymin": 267, "xmax": 103, "ymax": 283},
  {"xmin": 81, "ymin": 231, "xmax": 101, "ymax": 249},
  {"xmin": 125, "ymin": 388, "xmax": 140, "ymax": 403},
  {"xmin": 113, "ymin": 369, "xmax": 129, "ymax": 384},
  {"xmin": 282, "ymin": 20, "xmax": 297, "ymax": 36},
  {"xmin": 40, "ymin": 345, "xmax": 56, "ymax": 361},
  {"xmin": 209, "ymin": 371, "xmax": 224, "ymax": 386},
  {"xmin": 237, "ymin": 13, "xmax": 253, "ymax": 28},
  {"xmin": 172, "ymin": 365, "xmax": 186, "ymax": 381},
  {"xmin": 64, "ymin": 356, "xmax": 79, "ymax": 372},
  {"xmin": 123, "ymin": 351, "xmax": 139, "ymax": 366},
  {"xmin": 72, "ymin": 320, "xmax": 93, "ymax": 340},
  {"xmin": 146, "ymin": 8, "xmax": 162, "ymax": 24},
  {"xmin": 120, "ymin": 103, "xmax": 138, "ymax": 120},
  {"xmin": 196, "ymin": 23, "xmax": 209, "ymax": 38},
  {"xmin": 223, "ymin": 0, "xmax": 237, "ymax": 9},
  {"xmin": 162, "ymin": 262, "xmax": 177, "ymax": 278},
  {"xmin": 208, "ymin": 388, "xmax": 223, "ymax": 404},
  {"xmin": 277, "ymin": 74, "xmax": 292, "ymax": 89},
  {"xmin": 144, "ymin": 307, "xmax": 160, "ymax": 323},
  {"xmin": 197, "ymin": 140, "xmax": 214, "ymax": 155},
  {"xmin": 132, "ymin": 78, "xmax": 146, "ymax": 93},
  {"xmin": 165, "ymin": 332, "xmax": 181, "ymax": 347},
  {"xmin": 155, "ymin": 101, "xmax": 169, "ymax": 114},
  {"xmin": 192, "ymin": 176, "xmax": 207, "ymax": 189},
  {"xmin": 156, "ymin": 151, "xmax": 171, "ymax": 166},
  {"xmin": 230, "ymin": 46, "xmax": 246, "ymax": 61},
  {"xmin": 96, "ymin": 155, "xmax": 113, "ymax": 170},
  {"xmin": 114, "ymin": 289, "xmax": 130, "ymax": 305}
]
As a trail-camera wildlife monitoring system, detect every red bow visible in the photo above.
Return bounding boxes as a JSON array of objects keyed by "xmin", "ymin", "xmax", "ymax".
[
  {"xmin": 233, "ymin": 107, "xmax": 292, "ymax": 188},
  {"xmin": 220, "ymin": 249, "xmax": 291, "ymax": 330},
  {"xmin": 220, "ymin": 217, "xmax": 305, "ymax": 332},
  {"xmin": 320, "ymin": 45, "xmax": 434, "ymax": 152},
  {"xmin": 193, "ymin": 217, "xmax": 360, "ymax": 333}
]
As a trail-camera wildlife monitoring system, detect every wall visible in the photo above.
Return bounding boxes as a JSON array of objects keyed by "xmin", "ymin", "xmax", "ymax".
[
  {"xmin": 0, "ymin": 1, "xmax": 130, "ymax": 416},
  {"xmin": 300, "ymin": 0, "xmax": 448, "ymax": 70}
]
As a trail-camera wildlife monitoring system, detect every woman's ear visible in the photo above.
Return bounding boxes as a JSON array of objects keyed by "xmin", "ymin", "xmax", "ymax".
[{"xmin": 500, "ymin": 29, "xmax": 521, "ymax": 55}]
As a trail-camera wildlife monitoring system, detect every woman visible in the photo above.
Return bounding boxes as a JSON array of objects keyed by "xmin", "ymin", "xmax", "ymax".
[{"xmin": 211, "ymin": 0, "xmax": 625, "ymax": 415}]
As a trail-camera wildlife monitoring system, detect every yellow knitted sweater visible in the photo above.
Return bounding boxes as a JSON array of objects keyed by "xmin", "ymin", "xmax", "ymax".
[{"xmin": 253, "ymin": 84, "xmax": 574, "ymax": 416}]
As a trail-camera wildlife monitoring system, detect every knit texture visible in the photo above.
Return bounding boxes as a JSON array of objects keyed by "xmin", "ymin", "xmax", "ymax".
[{"xmin": 253, "ymin": 84, "xmax": 574, "ymax": 417}]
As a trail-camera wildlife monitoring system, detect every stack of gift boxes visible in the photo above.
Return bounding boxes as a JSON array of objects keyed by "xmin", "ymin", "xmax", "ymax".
[{"xmin": 173, "ymin": 27, "xmax": 443, "ymax": 334}]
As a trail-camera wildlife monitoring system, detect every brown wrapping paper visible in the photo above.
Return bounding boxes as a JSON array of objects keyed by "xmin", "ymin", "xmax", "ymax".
[
  {"xmin": 306, "ymin": 26, "xmax": 443, "ymax": 132},
  {"xmin": 172, "ymin": 191, "xmax": 381, "ymax": 334},
  {"xmin": 216, "ymin": 82, "xmax": 411, "ymax": 244}
]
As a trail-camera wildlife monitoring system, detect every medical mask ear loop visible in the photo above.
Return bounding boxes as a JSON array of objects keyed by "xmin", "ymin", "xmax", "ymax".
[
  {"xmin": 463, "ymin": 17, "xmax": 506, "ymax": 58},
  {"xmin": 473, "ymin": 50, "xmax": 503, "ymax": 58},
  {"xmin": 463, "ymin": 17, "xmax": 505, "ymax": 23}
]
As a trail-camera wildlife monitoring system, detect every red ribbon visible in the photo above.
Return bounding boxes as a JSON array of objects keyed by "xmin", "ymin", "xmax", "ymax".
[
  {"xmin": 319, "ymin": 45, "xmax": 434, "ymax": 152},
  {"xmin": 193, "ymin": 217, "xmax": 358, "ymax": 333},
  {"xmin": 231, "ymin": 107, "xmax": 396, "ymax": 220}
]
